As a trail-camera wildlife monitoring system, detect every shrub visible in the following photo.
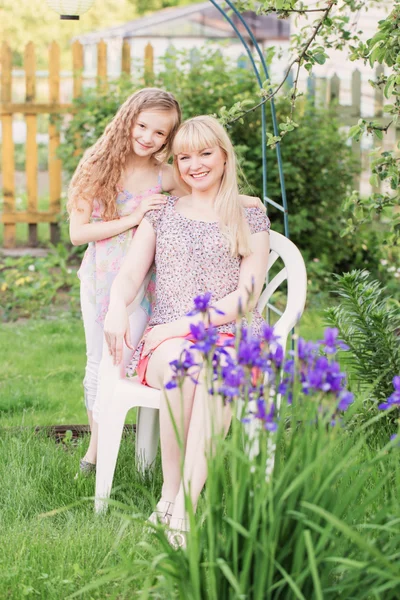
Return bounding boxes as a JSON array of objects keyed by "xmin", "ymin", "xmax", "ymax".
[
  {"xmin": 325, "ymin": 270, "xmax": 400, "ymax": 412},
  {"xmin": 0, "ymin": 244, "xmax": 80, "ymax": 321}
]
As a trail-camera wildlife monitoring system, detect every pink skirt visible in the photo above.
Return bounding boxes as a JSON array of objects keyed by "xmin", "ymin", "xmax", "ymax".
[{"xmin": 135, "ymin": 328, "xmax": 235, "ymax": 387}]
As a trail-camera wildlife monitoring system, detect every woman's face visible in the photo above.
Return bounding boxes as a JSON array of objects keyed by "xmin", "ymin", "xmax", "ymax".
[
  {"xmin": 176, "ymin": 146, "xmax": 226, "ymax": 192},
  {"xmin": 131, "ymin": 110, "xmax": 175, "ymax": 157}
]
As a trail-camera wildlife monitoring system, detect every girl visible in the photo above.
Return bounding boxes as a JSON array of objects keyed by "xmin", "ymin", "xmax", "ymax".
[
  {"xmin": 69, "ymin": 89, "xmax": 263, "ymax": 473},
  {"xmin": 103, "ymin": 115, "xmax": 270, "ymax": 546},
  {"xmin": 68, "ymin": 88, "xmax": 182, "ymax": 472}
]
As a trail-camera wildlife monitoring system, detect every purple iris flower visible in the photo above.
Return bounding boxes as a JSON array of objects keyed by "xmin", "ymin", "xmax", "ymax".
[
  {"xmin": 378, "ymin": 375, "xmax": 400, "ymax": 410},
  {"xmin": 337, "ymin": 390, "xmax": 354, "ymax": 411},
  {"xmin": 254, "ymin": 398, "xmax": 278, "ymax": 431},
  {"xmin": 295, "ymin": 338, "xmax": 320, "ymax": 362},
  {"xmin": 187, "ymin": 292, "xmax": 225, "ymax": 317},
  {"xmin": 260, "ymin": 323, "xmax": 281, "ymax": 345},
  {"xmin": 166, "ymin": 349, "xmax": 201, "ymax": 389},
  {"xmin": 219, "ymin": 363, "xmax": 246, "ymax": 399},
  {"xmin": 269, "ymin": 344, "xmax": 284, "ymax": 369},
  {"xmin": 320, "ymin": 327, "xmax": 350, "ymax": 354},
  {"xmin": 189, "ymin": 322, "xmax": 219, "ymax": 353}
]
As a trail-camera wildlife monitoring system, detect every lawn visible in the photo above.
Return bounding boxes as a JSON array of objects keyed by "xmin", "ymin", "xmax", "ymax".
[{"xmin": 0, "ymin": 310, "xmax": 327, "ymax": 599}]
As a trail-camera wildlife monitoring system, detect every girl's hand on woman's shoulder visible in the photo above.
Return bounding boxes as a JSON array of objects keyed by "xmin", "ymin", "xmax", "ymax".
[
  {"xmin": 131, "ymin": 194, "xmax": 167, "ymax": 225},
  {"xmin": 239, "ymin": 195, "xmax": 266, "ymax": 213}
]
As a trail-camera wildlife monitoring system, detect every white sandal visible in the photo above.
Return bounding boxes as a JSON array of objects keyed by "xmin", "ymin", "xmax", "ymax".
[
  {"xmin": 147, "ymin": 500, "xmax": 174, "ymax": 526},
  {"xmin": 167, "ymin": 517, "xmax": 189, "ymax": 549}
]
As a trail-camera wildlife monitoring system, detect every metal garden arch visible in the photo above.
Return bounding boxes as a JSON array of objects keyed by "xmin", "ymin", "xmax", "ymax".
[{"xmin": 208, "ymin": 0, "xmax": 289, "ymax": 238}]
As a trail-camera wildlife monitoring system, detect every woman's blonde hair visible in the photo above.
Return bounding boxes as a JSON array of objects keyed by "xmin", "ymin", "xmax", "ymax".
[
  {"xmin": 67, "ymin": 88, "xmax": 181, "ymax": 219},
  {"xmin": 173, "ymin": 115, "xmax": 251, "ymax": 257}
]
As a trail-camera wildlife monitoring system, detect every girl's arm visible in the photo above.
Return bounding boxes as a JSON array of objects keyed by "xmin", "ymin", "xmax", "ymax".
[
  {"xmin": 239, "ymin": 195, "xmax": 266, "ymax": 213},
  {"xmin": 104, "ymin": 219, "xmax": 156, "ymax": 364},
  {"xmin": 161, "ymin": 164, "xmax": 188, "ymax": 196},
  {"xmin": 142, "ymin": 230, "xmax": 270, "ymax": 355},
  {"xmin": 69, "ymin": 195, "xmax": 166, "ymax": 246}
]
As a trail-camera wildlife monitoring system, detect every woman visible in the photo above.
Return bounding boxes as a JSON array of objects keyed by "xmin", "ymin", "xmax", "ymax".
[{"xmin": 104, "ymin": 115, "xmax": 270, "ymax": 545}]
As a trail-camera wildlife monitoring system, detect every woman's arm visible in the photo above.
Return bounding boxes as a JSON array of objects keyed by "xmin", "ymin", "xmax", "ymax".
[
  {"xmin": 104, "ymin": 219, "xmax": 156, "ymax": 364},
  {"xmin": 142, "ymin": 230, "xmax": 270, "ymax": 355},
  {"xmin": 69, "ymin": 195, "xmax": 166, "ymax": 246}
]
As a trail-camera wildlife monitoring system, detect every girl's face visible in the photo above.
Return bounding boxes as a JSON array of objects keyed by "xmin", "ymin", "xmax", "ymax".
[
  {"xmin": 177, "ymin": 146, "xmax": 226, "ymax": 192},
  {"xmin": 132, "ymin": 110, "xmax": 175, "ymax": 157}
]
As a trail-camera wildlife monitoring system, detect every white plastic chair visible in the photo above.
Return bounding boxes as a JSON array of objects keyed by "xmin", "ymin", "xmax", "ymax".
[{"xmin": 94, "ymin": 230, "xmax": 307, "ymax": 512}]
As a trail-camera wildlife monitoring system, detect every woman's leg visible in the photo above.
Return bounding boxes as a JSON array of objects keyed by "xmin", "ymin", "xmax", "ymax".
[
  {"xmin": 145, "ymin": 338, "xmax": 200, "ymax": 503},
  {"xmin": 170, "ymin": 358, "xmax": 233, "ymax": 523}
]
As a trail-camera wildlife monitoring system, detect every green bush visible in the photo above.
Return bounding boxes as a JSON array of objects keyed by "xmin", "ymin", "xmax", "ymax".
[
  {"xmin": 0, "ymin": 244, "xmax": 80, "ymax": 321},
  {"xmin": 59, "ymin": 48, "xmax": 382, "ymax": 284},
  {"xmin": 326, "ymin": 270, "xmax": 400, "ymax": 414}
]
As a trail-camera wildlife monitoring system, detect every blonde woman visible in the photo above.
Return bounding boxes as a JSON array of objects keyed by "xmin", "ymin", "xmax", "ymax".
[{"xmin": 104, "ymin": 115, "xmax": 270, "ymax": 544}]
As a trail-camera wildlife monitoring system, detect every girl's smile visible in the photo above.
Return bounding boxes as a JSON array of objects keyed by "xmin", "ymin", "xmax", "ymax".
[{"xmin": 132, "ymin": 110, "xmax": 176, "ymax": 156}]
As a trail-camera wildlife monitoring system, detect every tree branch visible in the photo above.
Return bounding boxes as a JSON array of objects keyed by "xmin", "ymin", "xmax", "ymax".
[{"xmin": 228, "ymin": 0, "xmax": 336, "ymax": 124}]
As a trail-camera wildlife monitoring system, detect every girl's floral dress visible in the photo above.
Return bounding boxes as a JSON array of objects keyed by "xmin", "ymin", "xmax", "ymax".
[{"xmin": 78, "ymin": 180, "xmax": 162, "ymax": 324}]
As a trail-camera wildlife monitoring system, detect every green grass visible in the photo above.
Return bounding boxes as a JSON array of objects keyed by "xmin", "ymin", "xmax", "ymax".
[
  {"xmin": 0, "ymin": 430, "xmax": 163, "ymax": 599},
  {"xmin": 0, "ymin": 319, "xmax": 86, "ymax": 428}
]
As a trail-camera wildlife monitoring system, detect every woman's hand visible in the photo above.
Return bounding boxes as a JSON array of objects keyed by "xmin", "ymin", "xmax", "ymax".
[
  {"xmin": 239, "ymin": 195, "xmax": 266, "ymax": 213},
  {"xmin": 104, "ymin": 304, "xmax": 133, "ymax": 365},
  {"xmin": 142, "ymin": 323, "xmax": 177, "ymax": 357}
]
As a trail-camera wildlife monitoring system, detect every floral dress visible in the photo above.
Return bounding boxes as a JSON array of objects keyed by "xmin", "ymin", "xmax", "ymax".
[
  {"xmin": 127, "ymin": 195, "xmax": 270, "ymax": 378},
  {"xmin": 78, "ymin": 177, "xmax": 162, "ymax": 324}
]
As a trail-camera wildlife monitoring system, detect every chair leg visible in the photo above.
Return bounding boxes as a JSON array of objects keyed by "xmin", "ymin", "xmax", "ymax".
[
  {"xmin": 135, "ymin": 407, "xmax": 160, "ymax": 474},
  {"xmin": 95, "ymin": 404, "xmax": 127, "ymax": 514}
]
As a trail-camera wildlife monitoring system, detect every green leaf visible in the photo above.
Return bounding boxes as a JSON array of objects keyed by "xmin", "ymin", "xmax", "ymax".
[
  {"xmin": 304, "ymin": 531, "xmax": 323, "ymax": 600},
  {"xmin": 216, "ymin": 559, "xmax": 242, "ymax": 596},
  {"xmin": 369, "ymin": 173, "xmax": 380, "ymax": 188},
  {"xmin": 314, "ymin": 53, "xmax": 326, "ymax": 65},
  {"xmin": 384, "ymin": 78, "xmax": 395, "ymax": 99}
]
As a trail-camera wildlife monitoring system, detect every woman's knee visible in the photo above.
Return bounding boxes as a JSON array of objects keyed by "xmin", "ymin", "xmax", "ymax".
[{"xmin": 147, "ymin": 339, "xmax": 203, "ymax": 388}]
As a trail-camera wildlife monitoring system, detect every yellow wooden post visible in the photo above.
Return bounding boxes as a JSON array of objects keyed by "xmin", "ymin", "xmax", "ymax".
[
  {"xmin": 144, "ymin": 42, "xmax": 154, "ymax": 85},
  {"xmin": 1, "ymin": 42, "xmax": 15, "ymax": 248},
  {"xmin": 25, "ymin": 41, "xmax": 38, "ymax": 246},
  {"xmin": 48, "ymin": 41, "xmax": 62, "ymax": 244},
  {"xmin": 121, "ymin": 39, "xmax": 131, "ymax": 75},
  {"xmin": 72, "ymin": 40, "xmax": 84, "ymax": 160},
  {"xmin": 97, "ymin": 40, "xmax": 107, "ymax": 91},
  {"xmin": 72, "ymin": 40, "xmax": 83, "ymax": 98}
]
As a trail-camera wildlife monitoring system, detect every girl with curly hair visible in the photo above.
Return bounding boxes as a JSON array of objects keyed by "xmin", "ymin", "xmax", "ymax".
[{"xmin": 68, "ymin": 88, "xmax": 183, "ymax": 473}]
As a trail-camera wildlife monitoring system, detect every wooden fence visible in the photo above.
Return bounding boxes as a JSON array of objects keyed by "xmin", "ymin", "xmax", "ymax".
[
  {"xmin": 0, "ymin": 39, "xmax": 154, "ymax": 248},
  {"xmin": 306, "ymin": 66, "xmax": 398, "ymax": 193}
]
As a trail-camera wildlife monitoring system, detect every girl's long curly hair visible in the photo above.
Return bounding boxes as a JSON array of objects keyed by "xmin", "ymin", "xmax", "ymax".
[{"xmin": 67, "ymin": 88, "xmax": 181, "ymax": 220}]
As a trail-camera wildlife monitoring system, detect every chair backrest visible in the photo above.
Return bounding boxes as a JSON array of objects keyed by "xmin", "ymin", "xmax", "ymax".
[{"xmin": 257, "ymin": 230, "xmax": 307, "ymax": 352}]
